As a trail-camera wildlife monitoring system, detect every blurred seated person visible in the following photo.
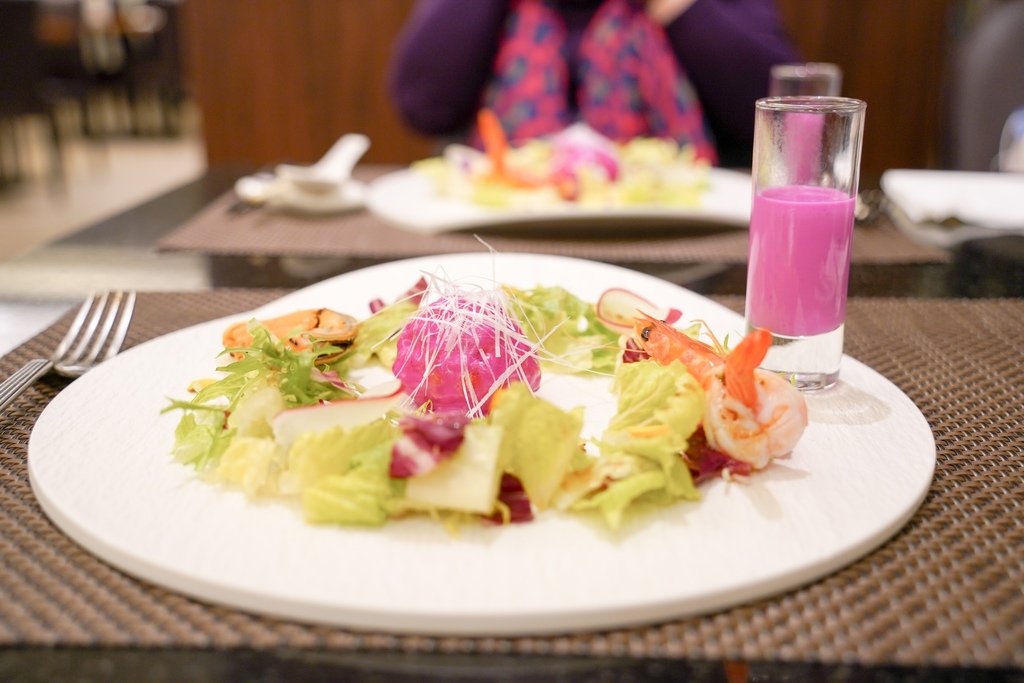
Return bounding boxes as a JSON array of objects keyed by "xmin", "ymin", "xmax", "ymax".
[{"xmin": 388, "ymin": 0, "xmax": 800, "ymax": 167}]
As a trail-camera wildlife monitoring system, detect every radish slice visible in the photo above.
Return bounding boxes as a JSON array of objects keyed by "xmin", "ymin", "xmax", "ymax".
[{"xmin": 596, "ymin": 288, "xmax": 681, "ymax": 332}]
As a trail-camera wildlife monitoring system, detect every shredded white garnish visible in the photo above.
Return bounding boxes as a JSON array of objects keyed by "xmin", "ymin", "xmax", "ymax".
[{"xmin": 394, "ymin": 268, "xmax": 543, "ymax": 417}]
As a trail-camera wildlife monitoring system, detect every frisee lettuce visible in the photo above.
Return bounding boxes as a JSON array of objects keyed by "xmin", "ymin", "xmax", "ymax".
[
  {"xmin": 164, "ymin": 322, "xmax": 355, "ymax": 471},
  {"xmin": 505, "ymin": 284, "xmax": 622, "ymax": 374}
]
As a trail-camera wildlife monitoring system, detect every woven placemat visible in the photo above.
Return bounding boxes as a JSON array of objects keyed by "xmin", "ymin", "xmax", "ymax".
[
  {"xmin": 156, "ymin": 171, "xmax": 949, "ymax": 265},
  {"xmin": 1, "ymin": 291, "xmax": 1020, "ymax": 669}
]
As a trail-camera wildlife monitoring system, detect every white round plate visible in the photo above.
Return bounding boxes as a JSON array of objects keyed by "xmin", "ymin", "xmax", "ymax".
[
  {"xmin": 365, "ymin": 169, "xmax": 753, "ymax": 235},
  {"xmin": 28, "ymin": 253, "xmax": 935, "ymax": 636}
]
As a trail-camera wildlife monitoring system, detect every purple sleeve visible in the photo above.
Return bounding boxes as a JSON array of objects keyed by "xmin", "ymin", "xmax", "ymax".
[
  {"xmin": 387, "ymin": 0, "xmax": 510, "ymax": 136},
  {"xmin": 665, "ymin": 0, "xmax": 801, "ymax": 162}
]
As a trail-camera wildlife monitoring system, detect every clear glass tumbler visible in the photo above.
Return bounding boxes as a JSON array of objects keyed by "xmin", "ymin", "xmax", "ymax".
[
  {"xmin": 745, "ymin": 97, "xmax": 866, "ymax": 391},
  {"xmin": 998, "ymin": 106, "xmax": 1024, "ymax": 172},
  {"xmin": 769, "ymin": 62, "xmax": 843, "ymax": 97}
]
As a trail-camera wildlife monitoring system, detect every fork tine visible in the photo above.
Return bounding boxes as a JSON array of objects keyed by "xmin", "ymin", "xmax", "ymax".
[
  {"xmin": 51, "ymin": 292, "xmax": 101, "ymax": 362},
  {"xmin": 52, "ymin": 291, "xmax": 136, "ymax": 378},
  {"xmin": 59, "ymin": 291, "xmax": 109, "ymax": 367},
  {"xmin": 81, "ymin": 291, "xmax": 126, "ymax": 366},
  {"xmin": 102, "ymin": 291, "xmax": 136, "ymax": 362},
  {"xmin": 0, "ymin": 291, "xmax": 136, "ymax": 412}
]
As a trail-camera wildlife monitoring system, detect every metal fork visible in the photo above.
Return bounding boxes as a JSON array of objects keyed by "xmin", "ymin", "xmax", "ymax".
[{"xmin": 0, "ymin": 291, "xmax": 136, "ymax": 413}]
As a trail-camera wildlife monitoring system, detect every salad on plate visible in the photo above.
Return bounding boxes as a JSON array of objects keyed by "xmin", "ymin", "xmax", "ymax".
[
  {"xmin": 411, "ymin": 110, "xmax": 713, "ymax": 211},
  {"xmin": 165, "ymin": 270, "xmax": 807, "ymax": 532}
]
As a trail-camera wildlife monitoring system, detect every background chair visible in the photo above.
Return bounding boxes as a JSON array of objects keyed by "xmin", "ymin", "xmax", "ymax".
[
  {"xmin": 121, "ymin": 0, "xmax": 188, "ymax": 135},
  {"xmin": 946, "ymin": 0, "xmax": 1024, "ymax": 171},
  {"xmin": 0, "ymin": 0, "xmax": 64, "ymax": 184}
]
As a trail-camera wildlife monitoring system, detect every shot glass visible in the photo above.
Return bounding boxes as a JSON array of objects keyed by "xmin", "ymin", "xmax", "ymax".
[
  {"xmin": 769, "ymin": 62, "xmax": 843, "ymax": 97},
  {"xmin": 745, "ymin": 97, "xmax": 866, "ymax": 391},
  {"xmin": 998, "ymin": 106, "xmax": 1024, "ymax": 172}
]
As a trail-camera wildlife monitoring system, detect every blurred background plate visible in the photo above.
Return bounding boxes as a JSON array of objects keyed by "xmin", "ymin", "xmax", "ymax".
[
  {"xmin": 881, "ymin": 169, "xmax": 1024, "ymax": 248},
  {"xmin": 366, "ymin": 168, "xmax": 752, "ymax": 236}
]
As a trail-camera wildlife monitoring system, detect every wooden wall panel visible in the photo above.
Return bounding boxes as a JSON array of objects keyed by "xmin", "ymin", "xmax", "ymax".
[
  {"xmin": 183, "ymin": 0, "xmax": 952, "ymax": 181},
  {"xmin": 775, "ymin": 0, "xmax": 952, "ymax": 184},
  {"xmin": 181, "ymin": 0, "xmax": 434, "ymax": 165}
]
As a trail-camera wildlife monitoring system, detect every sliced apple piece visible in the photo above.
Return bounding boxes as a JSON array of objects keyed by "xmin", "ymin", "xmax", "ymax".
[
  {"xmin": 272, "ymin": 379, "xmax": 404, "ymax": 450},
  {"xmin": 360, "ymin": 377, "xmax": 404, "ymax": 399},
  {"xmin": 595, "ymin": 287, "xmax": 681, "ymax": 333}
]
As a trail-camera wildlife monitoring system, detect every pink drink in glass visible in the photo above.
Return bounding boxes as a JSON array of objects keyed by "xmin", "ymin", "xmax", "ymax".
[
  {"xmin": 746, "ymin": 185, "xmax": 855, "ymax": 336},
  {"xmin": 748, "ymin": 96, "xmax": 865, "ymax": 390}
]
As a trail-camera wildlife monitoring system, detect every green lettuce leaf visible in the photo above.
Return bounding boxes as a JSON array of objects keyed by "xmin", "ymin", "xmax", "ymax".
[
  {"xmin": 571, "ymin": 466, "xmax": 665, "ymax": 530},
  {"xmin": 304, "ymin": 469, "xmax": 396, "ymax": 527},
  {"xmin": 295, "ymin": 419, "xmax": 402, "ymax": 526},
  {"xmin": 605, "ymin": 359, "xmax": 704, "ymax": 440},
  {"xmin": 571, "ymin": 360, "xmax": 705, "ymax": 529},
  {"xmin": 215, "ymin": 436, "xmax": 282, "ymax": 496},
  {"xmin": 228, "ymin": 386, "xmax": 285, "ymax": 439},
  {"xmin": 332, "ymin": 300, "xmax": 418, "ymax": 374},
  {"xmin": 287, "ymin": 419, "xmax": 399, "ymax": 491},
  {"xmin": 506, "ymin": 284, "xmax": 621, "ymax": 373},
  {"xmin": 169, "ymin": 408, "xmax": 231, "ymax": 470},
  {"xmin": 487, "ymin": 382, "xmax": 583, "ymax": 510}
]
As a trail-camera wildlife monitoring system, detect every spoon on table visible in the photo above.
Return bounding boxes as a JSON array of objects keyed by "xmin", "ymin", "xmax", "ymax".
[
  {"xmin": 229, "ymin": 134, "xmax": 371, "ymax": 213},
  {"xmin": 275, "ymin": 133, "xmax": 371, "ymax": 194}
]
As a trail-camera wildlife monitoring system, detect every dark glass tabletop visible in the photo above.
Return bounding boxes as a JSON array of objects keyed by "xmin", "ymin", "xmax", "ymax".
[{"xmin": 45, "ymin": 165, "xmax": 1024, "ymax": 299}]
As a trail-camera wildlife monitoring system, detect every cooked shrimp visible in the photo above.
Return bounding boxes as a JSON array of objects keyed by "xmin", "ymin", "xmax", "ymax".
[{"xmin": 634, "ymin": 313, "xmax": 807, "ymax": 469}]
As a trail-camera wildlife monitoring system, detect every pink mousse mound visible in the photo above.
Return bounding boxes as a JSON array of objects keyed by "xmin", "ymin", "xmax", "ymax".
[{"xmin": 392, "ymin": 294, "xmax": 542, "ymax": 417}]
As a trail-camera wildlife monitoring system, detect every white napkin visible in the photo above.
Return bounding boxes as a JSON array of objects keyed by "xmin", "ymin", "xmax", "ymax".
[{"xmin": 881, "ymin": 170, "xmax": 1024, "ymax": 230}]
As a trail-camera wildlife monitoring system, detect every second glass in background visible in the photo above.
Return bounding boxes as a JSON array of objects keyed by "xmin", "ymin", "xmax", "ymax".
[
  {"xmin": 769, "ymin": 62, "xmax": 843, "ymax": 97},
  {"xmin": 998, "ymin": 106, "xmax": 1024, "ymax": 172},
  {"xmin": 745, "ymin": 97, "xmax": 866, "ymax": 391}
]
